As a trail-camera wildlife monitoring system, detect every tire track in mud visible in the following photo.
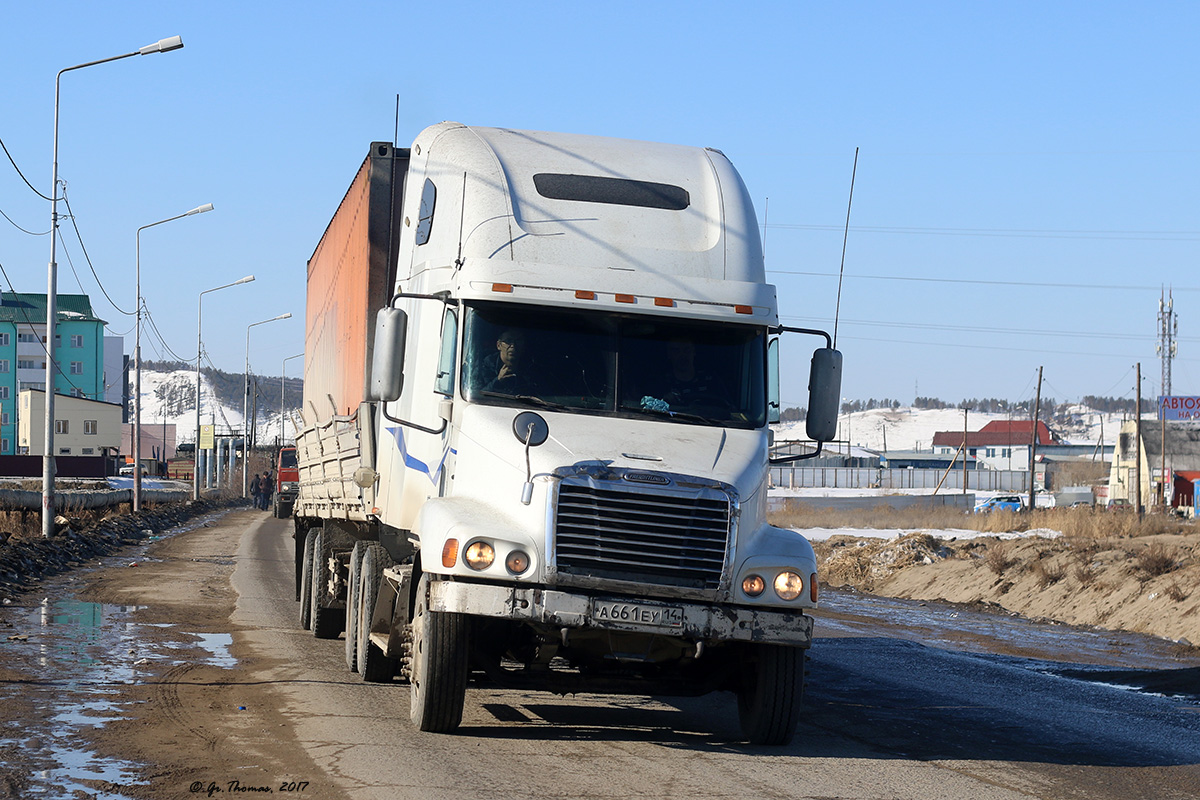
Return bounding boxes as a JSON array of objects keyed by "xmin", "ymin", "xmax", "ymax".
[{"xmin": 154, "ymin": 663, "xmax": 221, "ymax": 750}]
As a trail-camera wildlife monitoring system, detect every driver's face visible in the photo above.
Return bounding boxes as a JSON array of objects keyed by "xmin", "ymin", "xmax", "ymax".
[{"xmin": 497, "ymin": 334, "xmax": 525, "ymax": 366}]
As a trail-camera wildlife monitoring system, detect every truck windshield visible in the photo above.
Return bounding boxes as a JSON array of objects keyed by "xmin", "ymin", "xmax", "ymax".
[{"xmin": 461, "ymin": 302, "xmax": 765, "ymax": 428}]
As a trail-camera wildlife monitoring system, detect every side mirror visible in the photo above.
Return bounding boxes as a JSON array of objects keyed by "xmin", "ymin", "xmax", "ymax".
[
  {"xmin": 368, "ymin": 307, "xmax": 408, "ymax": 402},
  {"xmin": 805, "ymin": 348, "xmax": 842, "ymax": 442}
]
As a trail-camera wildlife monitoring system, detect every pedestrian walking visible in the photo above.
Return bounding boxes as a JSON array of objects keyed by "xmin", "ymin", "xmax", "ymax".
[{"xmin": 250, "ymin": 472, "xmax": 262, "ymax": 510}]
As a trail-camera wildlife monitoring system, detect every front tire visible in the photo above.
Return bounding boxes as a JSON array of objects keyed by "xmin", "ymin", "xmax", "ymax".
[
  {"xmin": 736, "ymin": 644, "xmax": 806, "ymax": 746},
  {"xmin": 409, "ymin": 574, "xmax": 468, "ymax": 732}
]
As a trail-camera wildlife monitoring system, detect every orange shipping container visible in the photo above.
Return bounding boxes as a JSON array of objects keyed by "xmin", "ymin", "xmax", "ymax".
[{"xmin": 304, "ymin": 142, "xmax": 408, "ymax": 421}]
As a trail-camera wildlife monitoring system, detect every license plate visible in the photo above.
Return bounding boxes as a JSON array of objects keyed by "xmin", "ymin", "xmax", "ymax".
[{"xmin": 591, "ymin": 599, "xmax": 684, "ymax": 628}]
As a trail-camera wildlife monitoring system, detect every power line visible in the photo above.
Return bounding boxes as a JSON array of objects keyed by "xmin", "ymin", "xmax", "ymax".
[
  {"xmin": 142, "ymin": 302, "xmax": 189, "ymax": 362},
  {"xmin": 60, "ymin": 189, "xmax": 134, "ymax": 317},
  {"xmin": 0, "ymin": 134, "xmax": 53, "ymax": 201},
  {"xmin": 0, "ymin": 206, "xmax": 49, "ymax": 236},
  {"xmin": 765, "ymin": 222, "xmax": 1200, "ymax": 242},
  {"xmin": 768, "ymin": 269, "xmax": 1187, "ymax": 293},
  {"xmin": 782, "ymin": 314, "xmax": 1153, "ymax": 343}
]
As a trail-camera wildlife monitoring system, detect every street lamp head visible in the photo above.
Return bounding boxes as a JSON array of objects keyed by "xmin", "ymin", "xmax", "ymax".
[
  {"xmin": 275, "ymin": 313, "xmax": 292, "ymax": 321},
  {"xmin": 186, "ymin": 203, "xmax": 214, "ymax": 216},
  {"xmin": 236, "ymin": 275, "xmax": 255, "ymax": 285},
  {"xmin": 139, "ymin": 36, "xmax": 184, "ymax": 55}
]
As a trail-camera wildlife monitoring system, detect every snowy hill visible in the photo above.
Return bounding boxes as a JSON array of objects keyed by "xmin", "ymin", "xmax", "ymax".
[
  {"xmin": 138, "ymin": 366, "xmax": 301, "ymax": 445},
  {"xmin": 775, "ymin": 403, "xmax": 1124, "ymax": 452}
]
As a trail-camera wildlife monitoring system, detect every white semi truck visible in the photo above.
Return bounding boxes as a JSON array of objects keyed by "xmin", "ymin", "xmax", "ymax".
[{"xmin": 293, "ymin": 124, "xmax": 841, "ymax": 745}]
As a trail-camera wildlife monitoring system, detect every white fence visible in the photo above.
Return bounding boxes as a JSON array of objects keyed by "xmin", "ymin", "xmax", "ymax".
[{"xmin": 769, "ymin": 467, "xmax": 1030, "ymax": 493}]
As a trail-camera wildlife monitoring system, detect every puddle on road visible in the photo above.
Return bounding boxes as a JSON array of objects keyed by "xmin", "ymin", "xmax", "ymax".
[
  {"xmin": 816, "ymin": 587, "xmax": 1200, "ymax": 699},
  {"xmin": 0, "ymin": 510, "xmax": 241, "ymax": 797}
]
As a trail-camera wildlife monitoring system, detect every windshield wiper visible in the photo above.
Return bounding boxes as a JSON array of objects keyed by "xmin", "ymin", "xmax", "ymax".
[
  {"xmin": 620, "ymin": 404, "xmax": 723, "ymax": 425},
  {"xmin": 479, "ymin": 391, "xmax": 569, "ymax": 411}
]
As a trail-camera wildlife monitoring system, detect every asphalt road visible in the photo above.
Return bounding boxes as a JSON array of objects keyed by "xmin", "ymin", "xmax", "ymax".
[{"xmin": 232, "ymin": 515, "xmax": 1200, "ymax": 800}]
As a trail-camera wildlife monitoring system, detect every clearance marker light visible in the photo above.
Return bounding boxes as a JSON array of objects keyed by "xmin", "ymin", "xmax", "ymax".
[
  {"xmin": 575, "ymin": 290, "xmax": 596, "ymax": 300},
  {"xmin": 615, "ymin": 294, "xmax": 635, "ymax": 304},
  {"xmin": 442, "ymin": 539, "xmax": 460, "ymax": 568},
  {"xmin": 491, "ymin": 283, "xmax": 513, "ymax": 293},
  {"xmin": 654, "ymin": 297, "xmax": 674, "ymax": 307},
  {"xmin": 735, "ymin": 305, "xmax": 753, "ymax": 315}
]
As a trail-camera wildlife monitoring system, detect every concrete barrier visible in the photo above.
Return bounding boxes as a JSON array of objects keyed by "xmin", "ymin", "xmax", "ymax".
[{"xmin": 767, "ymin": 493, "xmax": 975, "ymax": 514}]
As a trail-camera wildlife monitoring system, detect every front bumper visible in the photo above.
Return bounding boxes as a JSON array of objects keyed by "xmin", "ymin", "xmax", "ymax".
[{"xmin": 429, "ymin": 580, "xmax": 813, "ymax": 647}]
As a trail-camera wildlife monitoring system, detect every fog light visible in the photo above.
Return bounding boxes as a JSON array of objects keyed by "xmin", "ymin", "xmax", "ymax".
[
  {"xmin": 506, "ymin": 550, "xmax": 530, "ymax": 574},
  {"xmin": 774, "ymin": 571, "xmax": 804, "ymax": 601},
  {"xmin": 810, "ymin": 572, "xmax": 819, "ymax": 604},
  {"xmin": 464, "ymin": 541, "xmax": 495, "ymax": 570},
  {"xmin": 742, "ymin": 574, "xmax": 765, "ymax": 597}
]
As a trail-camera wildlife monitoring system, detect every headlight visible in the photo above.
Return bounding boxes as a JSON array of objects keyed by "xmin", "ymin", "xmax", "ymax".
[
  {"xmin": 741, "ymin": 575, "xmax": 765, "ymax": 597},
  {"xmin": 505, "ymin": 550, "xmax": 530, "ymax": 575},
  {"xmin": 464, "ymin": 541, "xmax": 495, "ymax": 570},
  {"xmin": 773, "ymin": 571, "xmax": 804, "ymax": 601}
]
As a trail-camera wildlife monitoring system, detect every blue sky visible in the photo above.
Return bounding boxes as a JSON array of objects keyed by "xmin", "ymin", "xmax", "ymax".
[{"xmin": 1, "ymin": 1, "xmax": 1197, "ymax": 412}]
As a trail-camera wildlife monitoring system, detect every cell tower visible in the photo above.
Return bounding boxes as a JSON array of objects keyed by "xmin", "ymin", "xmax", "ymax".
[{"xmin": 1157, "ymin": 288, "xmax": 1178, "ymax": 397}]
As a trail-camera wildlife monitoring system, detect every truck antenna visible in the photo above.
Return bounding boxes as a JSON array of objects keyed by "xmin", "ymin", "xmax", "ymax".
[
  {"xmin": 393, "ymin": 94, "xmax": 400, "ymax": 146},
  {"xmin": 833, "ymin": 147, "xmax": 858, "ymax": 349},
  {"xmin": 455, "ymin": 171, "xmax": 467, "ymax": 269}
]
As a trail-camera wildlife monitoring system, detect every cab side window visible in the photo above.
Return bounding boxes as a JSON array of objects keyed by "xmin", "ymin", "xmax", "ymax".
[{"xmin": 434, "ymin": 308, "xmax": 458, "ymax": 396}]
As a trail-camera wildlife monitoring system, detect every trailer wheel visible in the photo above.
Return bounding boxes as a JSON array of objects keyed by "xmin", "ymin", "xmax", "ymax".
[
  {"xmin": 344, "ymin": 541, "xmax": 368, "ymax": 671},
  {"xmin": 409, "ymin": 573, "xmax": 468, "ymax": 732},
  {"xmin": 309, "ymin": 530, "xmax": 343, "ymax": 639},
  {"xmin": 357, "ymin": 544, "xmax": 397, "ymax": 682},
  {"xmin": 736, "ymin": 644, "xmax": 805, "ymax": 746},
  {"xmin": 299, "ymin": 529, "xmax": 317, "ymax": 629}
]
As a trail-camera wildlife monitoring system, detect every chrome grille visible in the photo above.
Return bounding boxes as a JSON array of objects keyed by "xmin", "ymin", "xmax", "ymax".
[{"xmin": 554, "ymin": 481, "xmax": 731, "ymax": 589}]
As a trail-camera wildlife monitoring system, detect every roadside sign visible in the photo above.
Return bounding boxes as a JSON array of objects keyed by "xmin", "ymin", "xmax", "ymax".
[
  {"xmin": 199, "ymin": 425, "xmax": 215, "ymax": 450},
  {"xmin": 1159, "ymin": 395, "xmax": 1200, "ymax": 420}
]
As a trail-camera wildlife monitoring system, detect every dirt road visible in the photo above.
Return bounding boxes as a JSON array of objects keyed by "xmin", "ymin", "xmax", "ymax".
[{"xmin": 2, "ymin": 510, "xmax": 1199, "ymax": 799}]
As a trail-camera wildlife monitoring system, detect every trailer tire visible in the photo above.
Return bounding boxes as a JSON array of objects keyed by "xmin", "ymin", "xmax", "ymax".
[
  {"xmin": 409, "ymin": 574, "xmax": 468, "ymax": 732},
  {"xmin": 299, "ymin": 529, "xmax": 317, "ymax": 630},
  {"xmin": 736, "ymin": 644, "xmax": 805, "ymax": 745},
  {"xmin": 309, "ymin": 530, "xmax": 343, "ymax": 640},
  {"xmin": 344, "ymin": 541, "xmax": 368, "ymax": 671},
  {"xmin": 357, "ymin": 544, "xmax": 397, "ymax": 683}
]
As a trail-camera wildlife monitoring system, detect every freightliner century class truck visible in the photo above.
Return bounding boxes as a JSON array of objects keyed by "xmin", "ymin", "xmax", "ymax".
[{"xmin": 292, "ymin": 123, "xmax": 841, "ymax": 745}]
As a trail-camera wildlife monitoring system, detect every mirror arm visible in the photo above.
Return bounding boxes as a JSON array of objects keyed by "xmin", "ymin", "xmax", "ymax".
[
  {"xmin": 380, "ymin": 401, "xmax": 447, "ymax": 436},
  {"xmin": 768, "ymin": 440, "xmax": 824, "ymax": 465},
  {"xmin": 773, "ymin": 325, "xmax": 832, "ymax": 349}
]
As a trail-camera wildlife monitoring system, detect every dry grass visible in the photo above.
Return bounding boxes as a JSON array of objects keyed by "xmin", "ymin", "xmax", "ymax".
[
  {"xmin": 1134, "ymin": 542, "xmax": 1180, "ymax": 578},
  {"xmin": 1032, "ymin": 558, "xmax": 1067, "ymax": 588},
  {"xmin": 769, "ymin": 502, "xmax": 1191, "ymax": 540},
  {"xmin": 985, "ymin": 544, "xmax": 1014, "ymax": 575},
  {"xmin": 1165, "ymin": 581, "xmax": 1190, "ymax": 602}
]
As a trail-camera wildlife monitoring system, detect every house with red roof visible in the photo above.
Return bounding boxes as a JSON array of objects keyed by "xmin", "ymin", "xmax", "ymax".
[{"xmin": 931, "ymin": 419, "xmax": 1059, "ymax": 471}]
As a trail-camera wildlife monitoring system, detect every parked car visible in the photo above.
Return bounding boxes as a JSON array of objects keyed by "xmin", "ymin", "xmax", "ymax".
[
  {"xmin": 1106, "ymin": 498, "xmax": 1133, "ymax": 512},
  {"xmin": 975, "ymin": 495, "xmax": 1024, "ymax": 513},
  {"xmin": 118, "ymin": 464, "xmax": 148, "ymax": 476}
]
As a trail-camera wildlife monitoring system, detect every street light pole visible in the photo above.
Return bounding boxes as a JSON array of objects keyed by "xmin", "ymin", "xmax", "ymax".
[
  {"xmin": 280, "ymin": 353, "xmax": 304, "ymax": 446},
  {"xmin": 133, "ymin": 203, "xmax": 213, "ymax": 512},
  {"xmin": 43, "ymin": 35, "xmax": 186, "ymax": 539},
  {"xmin": 243, "ymin": 313, "xmax": 292, "ymax": 499},
  {"xmin": 194, "ymin": 276, "xmax": 254, "ymax": 500}
]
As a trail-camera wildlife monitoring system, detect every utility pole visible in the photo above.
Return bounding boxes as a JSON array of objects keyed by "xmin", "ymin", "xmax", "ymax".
[
  {"xmin": 962, "ymin": 407, "xmax": 969, "ymax": 496},
  {"xmin": 1136, "ymin": 362, "xmax": 1143, "ymax": 519},
  {"xmin": 1028, "ymin": 366, "xmax": 1042, "ymax": 511}
]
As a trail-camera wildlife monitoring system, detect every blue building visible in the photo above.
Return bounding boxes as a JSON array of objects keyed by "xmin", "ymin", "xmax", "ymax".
[{"xmin": 0, "ymin": 292, "xmax": 110, "ymax": 455}]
